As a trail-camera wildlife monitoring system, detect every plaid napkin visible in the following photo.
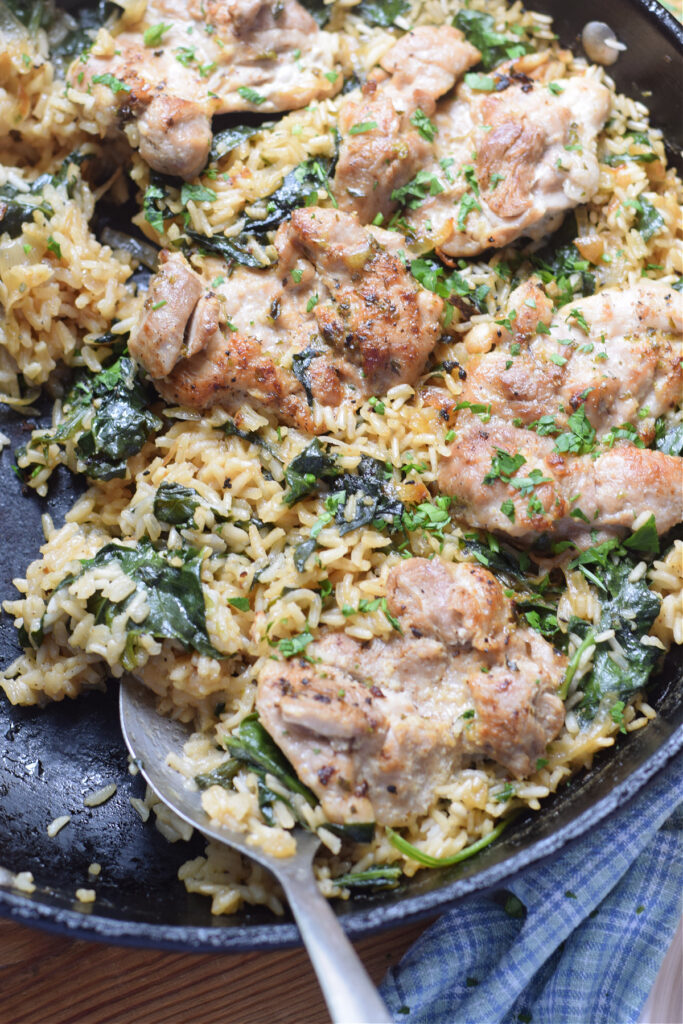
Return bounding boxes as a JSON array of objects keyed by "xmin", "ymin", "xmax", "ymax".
[{"xmin": 380, "ymin": 752, "xmax": 683, "ymax": 1024}]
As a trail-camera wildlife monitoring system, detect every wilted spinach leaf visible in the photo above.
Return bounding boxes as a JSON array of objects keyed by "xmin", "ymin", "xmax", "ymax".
[
  {"xmin": 194, "ymin": 759, "xmax": 241, "ymax": 790},
  {"xmin": 217, "ymin": 713, "xmax": 375, "ymax": 838},
  {"xmin": 0, "ymin": 151, "xmax": 89, "ymax": 237},
  {"xmin": 333, "ymin": 456, "xmax": 404, "ymax": 535},
  {"xmin": 56, "ymin": 538, "xmax": 223, "ymax": 663},
  {"xmin": 574, "ymin": 558, "xmax": 661, "ymax": 721},
  {"xmin": 0, "ymin": 183, "xmax": 53, "ymax": 237},
  {"xmin": 298, "ymin": 0, "xmax": 332, "ymax": 27},
  {"xmin": 633, "ymin": 196, "xmax": 664, "ymax": 242},
  {"xmin": 531, "ymin": 242, "xmax": 595, "ymax": 308},
  {"xmin": 224, "ymin": 712, "xmax": 317, "ymax": 806},
  {"xmin": 464, "ymin": 533, "xmax": 536, "ymax": 578},
  {"xmin": 186, "ymin": 156, "xmax": 338, "ymax": 267},
  {"xmin": 209, "ymin": 122, "xmax": 273, "ymax": 163},
  {"xmin": 19, "ymin": 352, "xmax": 161, "ymax": 481},
  {"xmin": 48, "ymin": 1, "xmax": 118, "ymax": 76},
  {"xmin": 5, "ymin": 0, "xmax": 51, "ymax": 33},
  {"xmin": 355, "ymin": 0, "xmax": 409, "ymax": 27},
  {"xmin": 284, "ymin": 442, "xmax": 403, "ymax": 534},
  {"xmin": 454, "ymin": 10, "xmax": 531, "ymax": 70},
  {"xmin": 153, "ymin": 482, "xmax": 201, "ymax": 527},
  {"xmin": 291, "ymin": 347, "xmax": 324, "ymax": 406},
  {"xmin": 283, "ymin": 438, "xmax": 341, "ymax": 505}
]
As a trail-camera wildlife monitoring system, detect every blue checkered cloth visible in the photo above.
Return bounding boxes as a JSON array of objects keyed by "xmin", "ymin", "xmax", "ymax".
[{"xmin": 380, "ymin": 752, "xmax": 683, "ymax": 1024}]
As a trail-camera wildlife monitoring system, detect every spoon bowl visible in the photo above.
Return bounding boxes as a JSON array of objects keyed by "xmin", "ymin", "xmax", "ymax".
[{"xmin": 119, "ymin": 675, "xmax": 393, "ymax": 1024}]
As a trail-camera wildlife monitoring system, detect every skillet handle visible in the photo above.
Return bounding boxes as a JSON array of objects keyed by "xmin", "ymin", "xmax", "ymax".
[{"xmin": 279, "ymin": 867, "xmax": 394, "ymax": 1024}]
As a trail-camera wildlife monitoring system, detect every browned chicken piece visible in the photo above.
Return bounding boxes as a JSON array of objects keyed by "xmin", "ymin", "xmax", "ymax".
[
  {"xmin": 412, "ymin": 63, "xmax": 611, "ymax": 256},
  {"xmin": 386, "ymin": 558, "xmax": 511, "ymax": 651},
  {"xmin": 335, "ymin": 42, "xmax": 611, "ymax": 255},
  {"xmin": 461, "ymin": 281, "xmax": 683, "ymax": 443},
  {"xmin": 439, "ymin": 416, "xmax": 683, "ymax": 544},
  {"xmin": 69, "ymin": 0, "xmax": 341, "ymax": 179},
  {"xmin": 438, "ymin": 279, "xmax": 683, "ymax": 545},
  {"xmin": 129, "ymin": 251, "xmax": 204, "ymax": 378},
  {"xmin": 257, "ymin": 557, "xmax": 566, "ymax": 826},
  {"xmin": 129, "ymin": 208, "xmax": 443, "ymax": 428},
  {"xmin": 333, "ymin": 27, "xmax": 480, "ymax": 222},
  {"xmin": 136, "ymin": 95, "xmax": 213, "ymax": 181}
]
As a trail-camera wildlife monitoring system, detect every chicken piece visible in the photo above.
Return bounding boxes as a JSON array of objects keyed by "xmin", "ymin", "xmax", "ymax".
[
  {"xmin": 406, "ymin": 63, "xmax": 612, "ymax": 256},
  {"xmin": 129, "ymin": 251, "xmax": 204, "ymax": 378},
  {"xmin": 257, "ymin": 557, "xmax": 566, "ymax": 826},
  {"xmin": 439, "ymin": 279, "xmax": 683, "ymax": 545},
  {"xmin": 136, "ymin": 95, "xmax": 213, "ymax": 181},
  {"xmin": 130, "ymin": 208, "xmax": 443, "ymax": 428},
  {"xmin": 438, "ymin": 416, "xmax": 683, "ymax": 544},
  {"xmin": 69, "ymin": 0, "xmax": 341, "ymax": 179},
  {"xmin": 385, "ymin": 558, "xmax": 511, "ymax": 651},
  {"xmin": 332, "ymin": 27, "xmax": 480, "ymax": 222},
  {"xmin": 335, "ymin": 43, "xmax": 611, "ymax": 256},
  {"xmin": 460, "ymin": 281, "xmax": 683, "ymax": 443}
]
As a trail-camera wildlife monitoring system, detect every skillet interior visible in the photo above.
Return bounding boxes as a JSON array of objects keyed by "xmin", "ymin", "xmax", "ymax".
[{"xmin": 1, "ymin": 0, "xmax": 682, "ymax": 952}]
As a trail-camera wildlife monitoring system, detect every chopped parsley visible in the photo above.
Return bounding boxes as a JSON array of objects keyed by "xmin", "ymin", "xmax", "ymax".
[
  {"xmin": 391, "ymin": 169, "xmax": 445, "ymax": 209},
  {"xmin": 92, "ymin": 73, "xmax": 131, "ymax": 94},
  {"xmin": 348, "ymin": 120, "xmax": 378, "ymax": 135},
  {"xmin": 143, "ymin": 22, "xmax": 172, "ymax": 47},
  {"xmin": 500, "ymin": 499, "xmax": 516, "ymax": 522},
  {"xmin": 455, "ymin": 400, "xmax": 491, "ymax": 423},
  {"xmin": 237, "ymin": 85, "xmax": 267, "ymax": 106},
  {"xmin": 457, "ymin": 193, "xmax": 481, "ymax": 232},
  {"xmin": 553, "ymin": 405, "xmax": 596, "ymax": 455},
  {"xmin": 410, "ymin": 108, "xmax": 438, "ymax": 142},
  {"xmin": 46, "ymin": 235, "xmax": 62, "ymax": 258},
  {"xmin": 275, "ymin": 629, "xmax": 314, "ymax": 659},
  {"xmin": 483, "ymin": 449, "xmax": 526, "ymax": 485},
  {"xmin": 464, "ymin": 72, "xmax": 496, "ymax": 91},
  {"xmin": 567, "ymin": 308, "xmax": 590, "ymax": 334},
  {"xmin": 180, "ymin": 183, "xmax": 217, "ymax": 205}
]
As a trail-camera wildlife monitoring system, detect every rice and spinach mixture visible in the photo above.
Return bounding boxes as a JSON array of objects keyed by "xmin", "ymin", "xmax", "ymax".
[{"xmin": 1, "ymin": 0, "xmax": 682, "ymax": 914}]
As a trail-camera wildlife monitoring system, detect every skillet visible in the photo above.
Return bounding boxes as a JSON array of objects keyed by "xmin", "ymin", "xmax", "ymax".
[{"xmin": 1, "ymin": 0, "xmax": 682, "ymax": 952}]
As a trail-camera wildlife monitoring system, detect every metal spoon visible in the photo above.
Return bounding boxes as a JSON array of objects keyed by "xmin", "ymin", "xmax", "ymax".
[{"xmin": 119, "ymin": 676, "xmax": 393, "ymax": 1024}]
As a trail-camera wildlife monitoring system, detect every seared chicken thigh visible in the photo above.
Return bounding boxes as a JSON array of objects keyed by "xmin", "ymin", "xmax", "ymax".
[
  {"xmin": 333, "ymin": 27, "xmax": 480, "ymax": 223},
  {"xmin": 70, "ymin": 0, "xmax": 341, "ymax": 179},
  {"xmin": 438, "ymin": 281, "xmax": 683, "ymax": 544},
  {"xmin": 257, "ymin": 558, "xmax": 566, "ymax": 826},
  {"xmin": 129, "ymin": 208, "xmax": 443, "ymax": 428},
  {"xmin": 334, "ymin": 38, "xmax": 611, "ymax": 255}
]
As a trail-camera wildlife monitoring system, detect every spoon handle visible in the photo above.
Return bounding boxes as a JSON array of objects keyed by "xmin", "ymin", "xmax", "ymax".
[{"xmin": 279, "ymin": 869, "xmax": 394, "ymax": 1024}]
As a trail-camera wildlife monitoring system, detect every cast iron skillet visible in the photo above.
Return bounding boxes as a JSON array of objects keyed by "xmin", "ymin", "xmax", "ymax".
[{"xmin": 1, "ymin": 0, "xmax": 682, "ymax": 953}]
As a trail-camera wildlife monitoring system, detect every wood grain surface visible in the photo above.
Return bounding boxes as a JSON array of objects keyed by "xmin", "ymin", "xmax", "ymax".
[{"xmin": 0, "ymin": 916, "xmax": 432, "ymax": 1024}]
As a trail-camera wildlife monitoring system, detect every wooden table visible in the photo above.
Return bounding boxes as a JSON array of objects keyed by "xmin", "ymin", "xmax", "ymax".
[{"xmin": 0, "ymin": 915, "xmax": 431, "ymax": 1024}]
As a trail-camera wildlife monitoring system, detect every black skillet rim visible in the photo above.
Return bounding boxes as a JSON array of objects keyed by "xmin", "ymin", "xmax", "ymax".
[{"xmin": 1, "ymin": 0, "xmax": 682, "ymax": 953}]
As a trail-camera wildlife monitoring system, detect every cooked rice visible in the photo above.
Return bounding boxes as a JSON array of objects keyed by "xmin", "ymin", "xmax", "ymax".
[
  {"xmin": 83, "ymin": 782, "xmax": 117, "ymax": 807},
  {"xmin": 46, "ymin": 814, "xmax": 71, "ymax": 837},
  {"xmin": 1, "ymin": 0, "xmax": 681, "ymax": 916},
  {"xmin": 75, "ymin": 887, "xmax": 96, "ymax": 903}
]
